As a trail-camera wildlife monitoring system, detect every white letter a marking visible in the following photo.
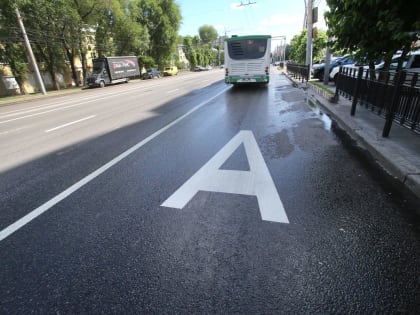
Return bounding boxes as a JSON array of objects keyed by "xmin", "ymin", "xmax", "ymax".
[{"xmin": 161, "ymin": 130, "xmax": 289, "ymax": 223}]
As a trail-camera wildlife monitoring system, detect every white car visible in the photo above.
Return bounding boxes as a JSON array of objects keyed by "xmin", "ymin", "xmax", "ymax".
[
  {"xmin": 391, "ymin": 50, "xmax": 420, "ymax": 72},
  {"xmin": 330, "ymin": 53, "xmax": 407, "ymax": 83}
]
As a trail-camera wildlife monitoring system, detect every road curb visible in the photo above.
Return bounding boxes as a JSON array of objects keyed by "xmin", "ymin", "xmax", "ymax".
[
  {"xmin": 310, "ymin": 91, "xmax": 420, "ymax": 199},
  {"xmin": 284, "ymin": 73, "xmax": 420, "ymax": 200}
]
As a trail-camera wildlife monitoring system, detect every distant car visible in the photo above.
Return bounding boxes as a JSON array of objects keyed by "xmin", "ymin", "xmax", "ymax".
[
  {"xmin": 142, "ymin": 68, "xmax": 161, "ymax": 79},
  {"xmin": 205, "ymin": 65, "xmax": 212, "ymax": 70},
  {"xmin": 194, "ymin": 66, "xmax": 205, "ymax": 71},
  {"xmin": 312, "ymin": 55, "xmax": 355, "ymax": 80},
  {"xmin": 163, "ymin": 66, "xmax": 178, "ymax": 76},
  {"xmin": 329, "ymin": 52, "xmax": 418, "ymax": 83},
  {"xmin": 390, "ymin": 50, "xmax": 420, "ymax": 73}
]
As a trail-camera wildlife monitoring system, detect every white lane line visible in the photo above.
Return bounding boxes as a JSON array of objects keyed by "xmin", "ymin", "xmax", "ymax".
[
  {"xmin": 0, "ymin": 126, "xmax": 27, "ymax": 136},
  {"xmin": 0, "ymin": 85, "xmax": 160, "ymax": 119},
  {"xmin": 0, "ymin": 86, "xmax": 231, "ymax": 242},
  {"xmin": 45, "ymin": 115, "xmax": 96, "ymax": 133},
  {"xmin": 0, "ymin": 86, "xmax": 160, "ymax": 123},
  {"xmin": 0, "ymin": 103, "xmax": 87, "ymax": 124},
  {"xmin": 167, "ymin": 89, "xmax": 179, "ymax": 94}
]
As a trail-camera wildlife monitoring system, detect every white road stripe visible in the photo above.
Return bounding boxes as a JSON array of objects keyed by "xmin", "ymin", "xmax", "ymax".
[
  {"xmin": 167, "ymin": 89, "xmax": 179, "ymax": 94},
  {"xmin": 0, "ymin": 85, "xmax": 163, "ymax": 119},
  {"xmin": 0, "ymin": 126, "xmax": 27, "ymax": 135},
  {"xmin": 0, "ymin": 86, "xmax": 230, "ymax": 242},
  {"xmin": 45, "ymin": 115, "xmax": 96, "ymax": 133},
  {"xmin": 0, "ymin": 86, "xmax": 159, "ymax": 124}
]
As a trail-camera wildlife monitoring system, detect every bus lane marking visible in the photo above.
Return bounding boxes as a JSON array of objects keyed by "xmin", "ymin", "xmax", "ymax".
[{"xmin": 161, "ymin": 130, "xmax": 289, "ymax": 223}]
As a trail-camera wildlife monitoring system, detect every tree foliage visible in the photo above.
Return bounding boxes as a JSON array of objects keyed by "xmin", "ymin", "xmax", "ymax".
[
  {"xmin": 325, "ymin": 0, "xmax": 420, "ymax": 70},
  {"xmin": 0, "ymin": 0, "xmax": 181, "ymax": 90},
  {"xmin": 182, "ymin": 26, "xmax": 219, "ymax": 69},
  {"xmin": 133, "ymin": 0, "xmax": 181, "ymax": 68},
  {"xmin": 198, "ymin": 25, "xmax": 218, "ymax": 44},
  {"xmin": 288, "ymin": 29, "xmax": 328, "ymax": 64}
]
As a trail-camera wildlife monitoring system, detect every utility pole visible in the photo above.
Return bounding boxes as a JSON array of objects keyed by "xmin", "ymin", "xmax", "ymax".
[
  {"xmin": 237, "ymin": 0, "xmax": 256, "ymax": 7},
  {"xmin": 16, "ymin": 8, "xmax": 46, "ymax": 95},
  {"xmin": 305, "ymin": 0, "xmax": 313, "ymax": 71}
]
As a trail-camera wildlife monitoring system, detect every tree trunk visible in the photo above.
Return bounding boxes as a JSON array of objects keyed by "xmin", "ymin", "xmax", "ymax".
[
  {"xmin": 15, "ymin": 76, "xmax": 27, "ymax": 95},
  {"xmin": 63, "ymin": 40, "xmax": 79, "ymax": 87},
  {"xmin": 78, "ymin": 36, "xmax": 87, "ymax": 86}
]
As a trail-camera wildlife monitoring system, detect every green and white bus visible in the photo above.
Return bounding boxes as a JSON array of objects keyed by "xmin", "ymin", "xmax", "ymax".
[{"xmin": 224, "ymin": 35, "xmax": 271, "ymax": 84}]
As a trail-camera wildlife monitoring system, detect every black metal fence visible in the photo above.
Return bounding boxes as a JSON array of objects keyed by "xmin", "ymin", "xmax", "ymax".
[
  {"xmin": 286, "ymin": 62, "xmax": 310, "ymax": 82},
  {"xmin": 336, "ymin": 66, "xmax": 420, "ymax": 136}
]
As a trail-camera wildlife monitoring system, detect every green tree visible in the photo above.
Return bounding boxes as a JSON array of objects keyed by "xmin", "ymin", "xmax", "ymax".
[
  {"xmin": 111, "ymin": 1, "xmax": 149, "ymax": 56},
  {"xmin": 325, "ymin": 0, "xmax": 420, "ymax": 72},
  {"xmin": 0, "ymin": 0, "xmax": 29, "ymax": 94},
  {"xmin": 71, "ymin": 0, "xmax": 105, "ymax": 85},
  {"xmin": 15, "ymin": 0, "xmax": 75, "ymax": 90},
  {"xmin": 288, "ymin": 30, "xmax": 307, "ymax": 64},
  {"xmin": 198, "ymin": 25, "xmax": 218, "ymax": 45},
  {"xmin": 183, "ymin": 35, "xmax": 197, "ymax": 68},
  {"xmin": 288, "ymin": 29, "xmax": 328, "ymax": 65},
  {"xmin": 133, "ymin": 0, "xmax": 181, "ymax": 68}
]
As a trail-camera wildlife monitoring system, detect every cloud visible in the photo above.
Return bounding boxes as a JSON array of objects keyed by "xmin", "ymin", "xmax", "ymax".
[
  {"xmin": 252, "ymin": 14, "xmax": 304, "ymax": 43},
  {"xmin": 259, "ymin": 14, "xmax": 302, "ymax": 27}
]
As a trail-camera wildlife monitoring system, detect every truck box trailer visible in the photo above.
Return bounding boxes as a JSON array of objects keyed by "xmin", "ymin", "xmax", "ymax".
[{"xmin": 87, "ymin": 56, "xmax": 140, "ymax": 88}]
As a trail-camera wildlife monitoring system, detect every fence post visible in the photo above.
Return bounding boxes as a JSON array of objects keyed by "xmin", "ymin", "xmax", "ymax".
[
  {"xmin": 350, "ymin": 66, "xmax": 364, "ymax": 116},
  {"xmin": 331, "ymin": 66, "xmax": 342, "ymax": 103},
  {"xmin": 382, "ymin": 71, "xmax": 406, "ymax": 137},
  {"xmin": 307, "ymin": 64, "xmax": 310, "ymax": 82}
]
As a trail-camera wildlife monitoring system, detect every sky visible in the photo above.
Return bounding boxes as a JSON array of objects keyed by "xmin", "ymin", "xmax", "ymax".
[{"xmin": 177, "ymin": 0, "xmax": 328, "ymax": 44}]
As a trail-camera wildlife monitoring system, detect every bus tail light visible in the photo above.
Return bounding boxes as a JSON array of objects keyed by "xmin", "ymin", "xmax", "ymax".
[
  {"xmin": 225, "ymin": 68, "xmax": 229, "ymax": 76},
  {"xmin": 265, "ymin": 66, "xmax": 269, "ymax": 75}
]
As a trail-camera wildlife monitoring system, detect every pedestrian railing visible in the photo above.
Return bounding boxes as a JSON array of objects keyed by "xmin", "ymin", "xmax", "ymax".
[
  {"xmin": 335, "ymin": 66, "xmax": 420, "ymax": 136},
  {"xmin": 286, "ymin": 62, "xmax": 310, "ymax": 83}
]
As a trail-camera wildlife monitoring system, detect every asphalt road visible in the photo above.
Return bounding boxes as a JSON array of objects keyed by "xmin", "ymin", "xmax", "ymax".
[{"xmin": 1, "ymin": 68, "xmax": 419, "ymax": 313}]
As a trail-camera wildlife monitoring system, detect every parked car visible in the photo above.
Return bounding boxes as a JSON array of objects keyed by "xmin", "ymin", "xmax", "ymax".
[
  {"xmin": 312, "ymin": 55, "xmax": 355, "ymax": 80},
  {"xmin": 163, "ymin": 66, "xmax": 178, "ymax": 76},
  {"xmin": 390, "ymin": 50, "xmax": 420, "ymax": 72},
  {"xmin": 142, "ymin": 68, "xmax": 161, "ymax": 79},
  {"xmin": 330, "ymin": 51, "xmax": 420, "ymax": 83},
  {"xmin": 329, "ymin": 57, "xmax": 388, "ymax": 83},
  {"xmin": 194, "ymin": 66, "xmax": 206, "ymax": 71}
]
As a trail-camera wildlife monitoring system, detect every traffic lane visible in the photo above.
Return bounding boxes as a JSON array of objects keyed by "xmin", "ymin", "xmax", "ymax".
[
  {"xmin": 0, "ymin": 71, "xmax": 223, "ymax": 171},
  {"xmin": 0, "ymin": 71, "xmax": 225, "ymax": 175},
  {"xmin": 2, "ymin": 73, "xmax": 420, "ymax": 312},
  {"xmin": 0, "ymin": 70, "xmax": 223, "ymax": 138},
  {"xmin": 0, "ymin": 80, "xmax": 228, "ymax": 230},
  {"xmin": 0, "ymin": 83, "xmax": 301, "ymax": 313}
]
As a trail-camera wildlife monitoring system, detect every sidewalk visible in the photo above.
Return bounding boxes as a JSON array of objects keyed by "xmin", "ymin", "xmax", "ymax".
[
  {"xmin": 0, "ymin": 87, "xmax": 87, "ymax": 107},
  {"xmin": 286, "ymin": 73, "xmax": 420, "ymax": 199}
]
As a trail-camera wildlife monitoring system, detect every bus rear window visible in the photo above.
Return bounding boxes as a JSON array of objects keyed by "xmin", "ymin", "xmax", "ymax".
[{"xmin": 227, "ymin": 39, "xmax": 267, "ymax": 60}]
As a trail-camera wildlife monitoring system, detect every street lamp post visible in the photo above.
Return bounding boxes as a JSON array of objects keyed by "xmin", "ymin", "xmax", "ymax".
[{"xmin": 305, "ymin": 0, "xmax": 313, "ymax": 71}]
